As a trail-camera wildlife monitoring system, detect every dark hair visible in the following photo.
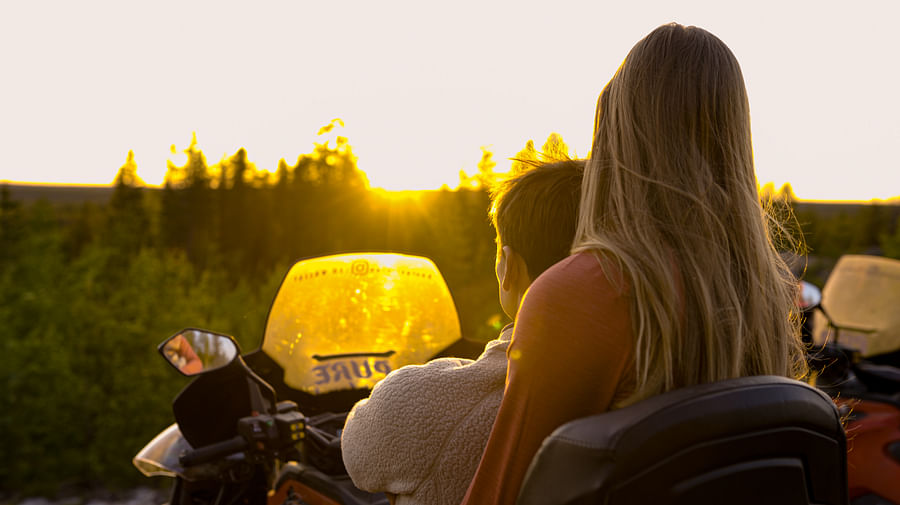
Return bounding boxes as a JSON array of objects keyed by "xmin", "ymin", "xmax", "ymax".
[{"xmin": 490, "ymin": 159, "xmax": 585, "ymax": 280}]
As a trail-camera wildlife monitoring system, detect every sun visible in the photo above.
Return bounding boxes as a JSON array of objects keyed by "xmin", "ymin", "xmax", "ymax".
[
  {"xmin": 360, "ymin": 164, "xmax": 454, "ymax": 192},
  {"xmin": 368, "ymin": 187, "xmax": 427, "ymax": 202},
  {"xmin": 359, "ymin": 165, "xmax": 458, "ymax": 192}
]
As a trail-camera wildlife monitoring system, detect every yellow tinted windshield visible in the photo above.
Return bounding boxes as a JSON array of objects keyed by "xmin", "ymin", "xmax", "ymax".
[
  {"xmin": 262, "ymin": 253, "xmax": 461, "ymax": 394},
  {"xmin": 814, "ymin": 254, "xmax": 900, "ymax": 357}
]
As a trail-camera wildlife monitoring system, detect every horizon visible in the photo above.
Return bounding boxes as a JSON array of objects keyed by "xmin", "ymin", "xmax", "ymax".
[{"xmin": 3, "ymin": 179, "xmax": 897, "ymax": 206}]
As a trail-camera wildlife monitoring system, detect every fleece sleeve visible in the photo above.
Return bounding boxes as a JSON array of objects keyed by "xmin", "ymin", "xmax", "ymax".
[{"xmin": 341, "ymin": 357, "xmax": 472, "ymax": 496}]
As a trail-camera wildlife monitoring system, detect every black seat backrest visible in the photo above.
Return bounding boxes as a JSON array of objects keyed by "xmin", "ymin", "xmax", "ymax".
[{"xmin": 516, "ymin": 376, "xmax": 847, "ymax": 505}]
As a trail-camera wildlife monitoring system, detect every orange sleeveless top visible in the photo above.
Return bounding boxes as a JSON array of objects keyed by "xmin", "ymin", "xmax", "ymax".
[{"xmin": 461, "ymin": 252, "xmax": 636, "ymax": 505}]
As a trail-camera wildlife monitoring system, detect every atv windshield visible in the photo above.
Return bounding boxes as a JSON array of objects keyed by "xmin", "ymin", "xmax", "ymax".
[
  {"xmin": 815, "ymin": 254, "xmax": 900, "ymax": 357},
  {"xmin": 261, "ymin": 253, "xmax": 461, "ymax": 394}
]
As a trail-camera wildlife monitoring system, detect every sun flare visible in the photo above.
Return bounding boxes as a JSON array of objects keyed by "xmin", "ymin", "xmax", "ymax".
[{"xmin": 369, "ymin": 188, "xmax": 427, "ymax": 201}]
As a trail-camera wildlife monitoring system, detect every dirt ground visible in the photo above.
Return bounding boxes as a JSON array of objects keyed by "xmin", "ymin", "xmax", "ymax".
[{"xmin": 11, "ymin": 488, "xmax": 168, "ymax": 505}]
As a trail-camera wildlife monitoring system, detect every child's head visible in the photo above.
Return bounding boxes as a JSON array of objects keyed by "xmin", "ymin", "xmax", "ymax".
[{"xmin": 489, "ymin": 158, "xmax": 584, "ymax": 319}]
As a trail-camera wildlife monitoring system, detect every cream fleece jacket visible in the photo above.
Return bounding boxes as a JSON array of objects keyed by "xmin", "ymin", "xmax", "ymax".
[{"xmin": 341, "ymin": 326, "xmax": 512, "ymax": 505}]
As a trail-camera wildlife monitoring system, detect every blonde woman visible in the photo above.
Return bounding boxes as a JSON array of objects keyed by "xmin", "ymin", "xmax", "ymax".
[{"xmin": 461, "ymin": 23, "xmax": 806, "ymax": 505}]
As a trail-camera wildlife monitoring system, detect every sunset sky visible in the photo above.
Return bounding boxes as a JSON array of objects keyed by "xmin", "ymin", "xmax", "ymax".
[{"xmin": 1, "ymin": 1, "xmax": 898, "ymax": 200}]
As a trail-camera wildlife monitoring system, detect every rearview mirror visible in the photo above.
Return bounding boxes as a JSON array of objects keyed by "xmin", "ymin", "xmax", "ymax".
[
  {"xmin": 798, "ymin": 281, "xmax": 822, "ymax": 310},
  {"xmin": 159, "ymin": 329, "xmax": 240, "ymax": 376}
]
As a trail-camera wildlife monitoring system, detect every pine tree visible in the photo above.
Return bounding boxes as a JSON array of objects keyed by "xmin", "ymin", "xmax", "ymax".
[
  {"xmin": 161, "ymin": 134, "xmax": 215, "ymax": 266},
  {"xmin": 106, "ymin": 150, "xmax": 151, "ymax": 254},
  {"xmin": 510, "ymin": 139, "xmax": 539, "ymax": 174},
  {"xmin": 0, "ymin": 184, "xmax": 24, "ymax": 266},
  {"xmin": 541, "ymin": 132, "xmax": 571, "ymax": 161}
]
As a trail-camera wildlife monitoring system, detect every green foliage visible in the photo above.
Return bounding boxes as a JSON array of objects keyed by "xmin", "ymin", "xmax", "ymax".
[
  {"xmin": 0, "ymin": 212, "xmax": 280, "ymax": 494},
  {"xmin": 108, "ymin": 152, "xmax": 152, "ymax": 255},
  {"xmin": 880, "ymin": 216, "xmax": 900, "ymax": 260}
]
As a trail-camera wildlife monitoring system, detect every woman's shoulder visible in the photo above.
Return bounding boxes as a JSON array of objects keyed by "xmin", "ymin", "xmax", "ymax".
[{"xmin": 528, "ymin": 251, "xmax": 626, "ymax": 304}]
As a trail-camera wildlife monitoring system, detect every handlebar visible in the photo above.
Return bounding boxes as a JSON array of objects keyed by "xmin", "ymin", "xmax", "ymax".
[
  {"xmin": 180, "ymin": 435, "xmax": 248, "ymax": 467},
  {"xmin": 305, "ymin": 424, "xmax": 341, "ymax": 451}
]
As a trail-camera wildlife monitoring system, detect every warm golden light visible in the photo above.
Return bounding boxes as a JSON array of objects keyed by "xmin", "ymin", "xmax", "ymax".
[{"xmin": 368, "ymin": 188, "xmax": 426, "ymax": 201}]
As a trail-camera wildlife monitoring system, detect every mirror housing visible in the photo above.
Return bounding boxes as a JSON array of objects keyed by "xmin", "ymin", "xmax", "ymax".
[
  {"xmin": 798, "ymin": 280, "xmax": 822, "ymax": 310},
  {"xmin": 159, "ymin": 329, "xmax": 240, "ymax": 376}
]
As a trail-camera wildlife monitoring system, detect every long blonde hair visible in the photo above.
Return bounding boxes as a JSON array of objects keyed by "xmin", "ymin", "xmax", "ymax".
[{"xmin": 574, "ymin": 23, "xmax": 806, "ymax": 406}]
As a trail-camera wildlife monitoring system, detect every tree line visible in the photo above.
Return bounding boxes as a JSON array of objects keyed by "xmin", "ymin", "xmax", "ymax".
[{"xmin": 761, "ymin": 183, "xmax": 900, "ymax": 284}]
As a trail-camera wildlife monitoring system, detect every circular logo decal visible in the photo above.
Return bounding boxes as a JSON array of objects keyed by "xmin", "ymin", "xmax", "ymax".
[{"xmin": 350, "ymin": 260, "xmax": 370, "ymax": 276}]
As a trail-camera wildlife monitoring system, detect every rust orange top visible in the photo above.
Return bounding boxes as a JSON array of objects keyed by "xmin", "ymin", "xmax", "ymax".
[{"xmin": 461, "ymin": 251, "xmax": 636, "ymax": 505}]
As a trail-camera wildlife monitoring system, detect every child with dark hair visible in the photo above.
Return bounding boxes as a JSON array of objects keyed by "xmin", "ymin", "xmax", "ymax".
[{"xmin": 341, "ymin": 158, "xmax": 584, "ymax": 505}]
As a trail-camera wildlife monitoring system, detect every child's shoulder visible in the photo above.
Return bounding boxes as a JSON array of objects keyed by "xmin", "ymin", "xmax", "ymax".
[{"xmin": 377, "ymin": 357, "xmax": 471, "ymax": 391}]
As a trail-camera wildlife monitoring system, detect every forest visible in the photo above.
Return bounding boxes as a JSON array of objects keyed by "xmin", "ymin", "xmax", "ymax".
[{"xmin": 2, "ymin": 129, "xmax": 899, "ymax": 498}]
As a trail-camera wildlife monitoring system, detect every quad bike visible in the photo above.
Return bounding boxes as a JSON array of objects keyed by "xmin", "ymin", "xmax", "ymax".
[
  {"xmin": 801, "ymin": 255, "xmax": 900, "ymax": 505},
  {"xmin": 133, "ymin": 253, "xmax": 465, "ymax": 505}
]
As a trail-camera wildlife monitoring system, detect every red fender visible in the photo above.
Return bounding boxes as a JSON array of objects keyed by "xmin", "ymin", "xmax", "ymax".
[{"xmin": 841, "ymin": 398, "xmax": 900, "ymax": 503}]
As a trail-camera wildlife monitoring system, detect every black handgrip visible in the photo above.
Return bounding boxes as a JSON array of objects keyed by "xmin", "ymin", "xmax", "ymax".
[{"xmin": 180, "ymin": 435, "xmax": 248, "ymax": 466}]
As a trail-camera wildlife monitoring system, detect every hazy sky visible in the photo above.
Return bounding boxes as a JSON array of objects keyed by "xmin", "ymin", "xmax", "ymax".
[{"xmin": 1, "ymin": 1, "xmax": 898, "ymax": 200}]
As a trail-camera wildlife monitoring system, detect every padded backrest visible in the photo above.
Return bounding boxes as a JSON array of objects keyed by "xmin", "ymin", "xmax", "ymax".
[{"xmin": 517, "ymin": 376, "xmax": 847, "ymax": 505}]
